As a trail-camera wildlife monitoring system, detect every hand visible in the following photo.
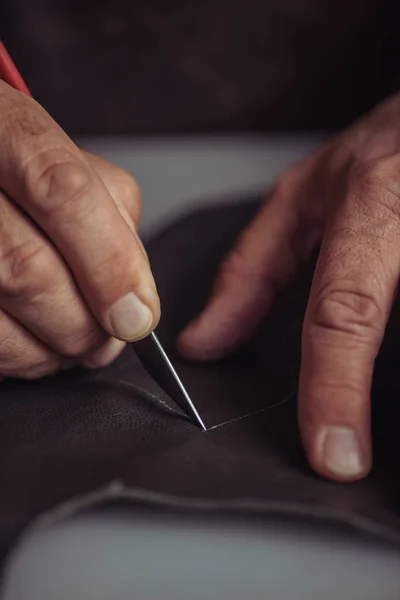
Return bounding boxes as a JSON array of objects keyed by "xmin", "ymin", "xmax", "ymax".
[
  {"xmin": 0, "ymin": 81, "xmax": 159, "ymax": 380},
  {"xmin": 179, "ymin": 92, "xmax": 400, "ymax": 482}
]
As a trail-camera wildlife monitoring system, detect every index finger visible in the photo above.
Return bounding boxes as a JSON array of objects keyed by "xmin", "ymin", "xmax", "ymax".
[
  {"xmin": 0, "ymin": 83, "xmax": 160, "ymax": 341},
  {"xmin": 299, "ymin": 159, "xmax": 400, "ymax": 481}
]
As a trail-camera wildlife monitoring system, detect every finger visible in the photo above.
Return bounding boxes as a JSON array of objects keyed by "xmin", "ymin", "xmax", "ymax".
[
  {"xmin": 0, "ymin": 188, "xmax": 108, "ymax": 357},
  {"xmin": 82, "ymin": 150, "xmax": 142, "ymax": 228},
  {"xmin": 83, "ymin": 150, "xmax": 149, "ymax": 259},
  {"xmin": 0, "ymin": 83, "xmax": 160, "ymax": 342},
  {"xmin": 0, "ymin": 307, "xmax": 63, "ymax": 379},
  {"xmin": 82, "ymin": 337, "xmax": 126, "ymax": 369},
  {"xmin": 178, "ymin": 170, "xmax": 322, "ymax": 360},
  {"xmin": 299, "ymin": 158, "xmax": 400, "ymax": 481}
]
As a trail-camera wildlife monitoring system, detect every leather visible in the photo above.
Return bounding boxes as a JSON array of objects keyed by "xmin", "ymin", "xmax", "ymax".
[{"xmin": 1, "ymin": 198, "xmax": 400, "ymax": 564}]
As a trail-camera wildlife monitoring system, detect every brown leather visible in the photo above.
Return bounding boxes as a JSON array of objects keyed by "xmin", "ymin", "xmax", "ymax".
[{"xmin": 1, "ymin": 198, "xmax": 400, "ymax": 564}]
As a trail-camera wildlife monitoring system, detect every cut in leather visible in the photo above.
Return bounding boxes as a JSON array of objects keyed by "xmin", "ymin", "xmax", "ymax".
[{"xmin": 1, "ymin": 198, "xmax": 400, "ymax": 563}]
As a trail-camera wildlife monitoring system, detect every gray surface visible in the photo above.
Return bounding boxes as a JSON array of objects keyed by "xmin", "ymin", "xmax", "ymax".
[
  {"xmin": 3, "ymin": 512, "xmax": 400, "ymax": 600},
  {"xmin": 80, "ymin": 135, "xmax": 323, "ymax": 234},
  {"xmin": 4, "ymin": 135, "xmax": 400, "ymax": 599}
]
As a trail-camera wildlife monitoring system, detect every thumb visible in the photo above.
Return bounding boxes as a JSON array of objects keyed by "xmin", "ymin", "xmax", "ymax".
[{"xmin": 178, "ymin": 184, "xmax": 318, "ymax": 361}]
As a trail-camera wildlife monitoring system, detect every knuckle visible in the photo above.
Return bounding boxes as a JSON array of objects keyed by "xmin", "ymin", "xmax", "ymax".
[
  {"xmin": 7, "ymin": 361, "xmax": 59, "ymax": 380},
  {"xmin": 112, "ymin": 171, "xmax": 142, "ymax": 223},
  {"xmin": 0, "ymin": 351, "xmax": 59, "ymax": 380},
  {"xmin": 0, "ymin": 313, "xmax": 60, "ymax": 379},
  {"xmin": 17, "ymin": 361, "xmax": 60, "ymax": 379},
  {"xmin": 26, "ymin": 151, "xmax": 92, "ymax": 214},
  {"xmin": 0, "ymin": 240, "xmax": 56, "ymax": 300},
  {"xmin": 117, "ymin": 171, "xmax": 141, "ymax": 204},
  {"xmin": 58, "ymin": 325, "xmax": 106, "ymax": 358},
  {"xmin": 351, "ymin": 158, "xmax": 400, "ymax": 204},
  {"xmin": 356, "ymin": 157, "xmax": 396, "ymax": 188},
  {"xmin": 309, "ymin": 287, "xmax": 383, "ymax": 341},
  {"xmin": 91, "ymin": 244, "xmax": 128, "ymax": 281}
]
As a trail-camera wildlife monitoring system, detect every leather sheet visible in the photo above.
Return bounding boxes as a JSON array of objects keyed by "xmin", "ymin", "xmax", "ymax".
[{"xmin": 1, "ymin": 198, "xmax": 400, "ymax": 564}]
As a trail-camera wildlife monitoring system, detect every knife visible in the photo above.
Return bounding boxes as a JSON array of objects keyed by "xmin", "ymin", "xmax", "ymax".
[
  {"xmin": 134, "ymin": 332, "xmax": 206, "ymax": 430},
  {"xmin": 0, "ymin": 40, "xmax": 206, "ymax": 430}
]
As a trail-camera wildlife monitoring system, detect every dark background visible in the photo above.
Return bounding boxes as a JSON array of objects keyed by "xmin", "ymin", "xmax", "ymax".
[{"xmin": 1, "ymin": 0, "xmax": 399, "ymax": 135}]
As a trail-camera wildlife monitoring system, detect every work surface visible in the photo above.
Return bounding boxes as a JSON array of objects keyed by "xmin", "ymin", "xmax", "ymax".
[
  {"xmin": 80, "ymin": 134, "xmax": 324, "ymax": 234},
  {"xmin": 2, "ymin": 135, "xmax": 400, "ymax": 600}
]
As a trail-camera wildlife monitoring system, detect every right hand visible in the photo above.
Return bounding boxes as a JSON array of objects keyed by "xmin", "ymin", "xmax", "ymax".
[{"xmin": 0, "ymin": 81, "xmax": 160, "ymax": 381}]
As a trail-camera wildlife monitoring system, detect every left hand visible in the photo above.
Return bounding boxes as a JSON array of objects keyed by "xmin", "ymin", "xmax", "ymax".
[{"xmin": 178, "ymin": 92, "xmax": 400, "ymax": 482}]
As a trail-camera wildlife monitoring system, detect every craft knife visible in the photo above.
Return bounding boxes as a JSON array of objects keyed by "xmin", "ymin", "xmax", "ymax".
[
  {"xmin": 0, "ymin": 41, "xmax": 206, "ymax": 430},
  {"xmin": 134, "ymin": 332, "xmax": 207, "ymax": 430}
]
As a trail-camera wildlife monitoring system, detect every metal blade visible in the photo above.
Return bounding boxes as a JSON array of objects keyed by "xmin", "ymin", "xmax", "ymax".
[{"xmin": 134, "ymin": 332, "xmax": 206, "ymax": 430}]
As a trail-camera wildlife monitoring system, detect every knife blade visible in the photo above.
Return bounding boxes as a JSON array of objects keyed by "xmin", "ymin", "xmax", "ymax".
[{"xmin": 134, "ymin": 332, "xmax": 206, "ymax": 430}]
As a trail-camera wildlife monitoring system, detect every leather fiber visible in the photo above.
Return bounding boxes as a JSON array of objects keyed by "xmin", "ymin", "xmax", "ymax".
[{"xmin": 1, "ymin": 198, "xmax": 400, "ymax": 564}]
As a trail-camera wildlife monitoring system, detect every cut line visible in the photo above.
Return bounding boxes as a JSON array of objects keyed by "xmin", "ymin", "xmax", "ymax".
[{"xmin": 205, "ymin": 390, "xmax": 295, "ymax": 432}]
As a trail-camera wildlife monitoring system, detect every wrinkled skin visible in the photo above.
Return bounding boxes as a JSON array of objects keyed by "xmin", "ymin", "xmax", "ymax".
[
  {"xmin": 4, "ymin": 74, "xmax": 400, "ymax": 483},
  {"xmin": 0, "ymin": 81, "xmax": 160, "ymax": 380},
  {"xmin": 179, "ymin": 92, "xmax": 400, "ymax": 482}
]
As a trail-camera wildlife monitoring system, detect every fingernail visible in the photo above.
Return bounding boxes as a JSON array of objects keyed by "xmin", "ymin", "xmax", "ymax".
[
  {"xmin": 83, "ymin": 337, "xmax": 126, "ymax": 369},
  {"xmin": 322, "ymin": 426, "xmax": 364, "ymax": 477},
  {"xmin": 109, "ymin": 293, "xmax": 153, "ymax": 341}
]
